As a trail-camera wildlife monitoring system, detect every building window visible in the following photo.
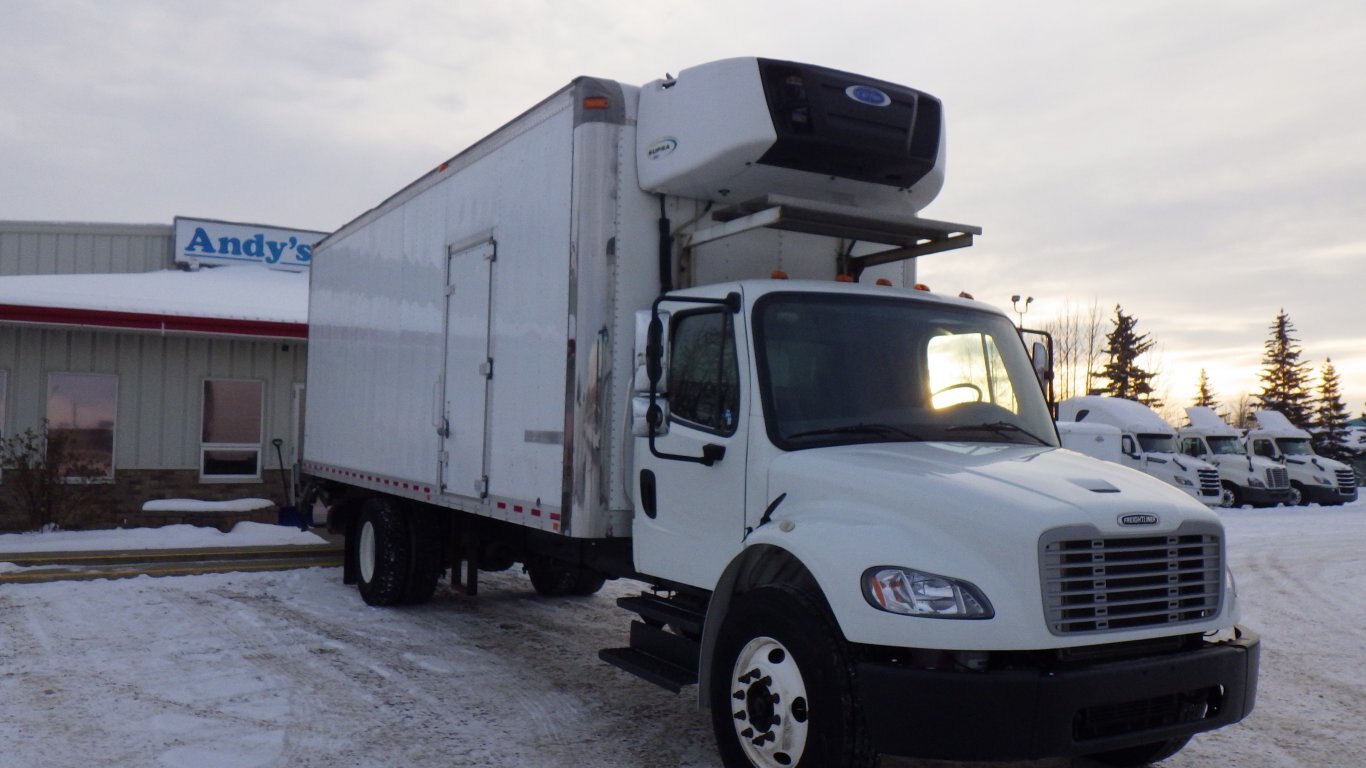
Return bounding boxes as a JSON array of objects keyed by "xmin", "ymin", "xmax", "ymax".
[
  {"xmin": 201, "ymin": 379, "xmax": 264, "ymax": 480},
  {"xmin": 47, "ymin": 373, "xmax": 117, "ymax": 481}
]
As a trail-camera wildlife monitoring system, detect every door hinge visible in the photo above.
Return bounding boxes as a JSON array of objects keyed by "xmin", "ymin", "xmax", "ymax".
[
  {"xmin": 439, "ymin": 450, "xmax": 449, "ymax": 465},
  {"xmin": 478, "ymin": 475, "xmax": 489, "ymax": 498},
  {"xmin": 479, "ymin": 358, "xmax": 494, "ymax": 379}
]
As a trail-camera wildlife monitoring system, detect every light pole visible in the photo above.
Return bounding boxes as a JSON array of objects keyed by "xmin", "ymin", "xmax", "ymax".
[{"xmin": 1011, "ymin": 294, "xmax": 1033, "ymax": 327}]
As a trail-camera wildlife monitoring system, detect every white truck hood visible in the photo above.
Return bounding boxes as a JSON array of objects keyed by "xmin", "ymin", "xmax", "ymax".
[{"xmin": 755, "ymin": 441, "xmax": 1230, "ymax": 650}]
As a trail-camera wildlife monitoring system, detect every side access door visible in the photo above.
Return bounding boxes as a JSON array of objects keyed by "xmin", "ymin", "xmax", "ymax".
[
  {"xmin": 440, "ymin": 237, "xmax": 496, "ymax": 499},
  {"xmin": 633, "ymin": 298, "xmax": 750, "ymax": 589}
]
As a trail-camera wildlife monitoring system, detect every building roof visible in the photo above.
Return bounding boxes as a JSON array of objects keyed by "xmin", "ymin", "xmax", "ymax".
[{"xmin": 0, "ymin": 265, "xmax": 307, "ymax": 340}]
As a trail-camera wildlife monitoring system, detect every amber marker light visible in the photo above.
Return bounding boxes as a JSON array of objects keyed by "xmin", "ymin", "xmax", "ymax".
[
  {"xmin": 913, "ymin": 283, "xmax": 932, "ymax": 292},
  {"xmin": 583, "ymin": 96, "xmax": 611, "ymax": 110},
  {"xmin": 770, "ymin": 270, "xmax": 789, "ymax": 279},
  {"xmin": 875, "ymin": 278, "xmax": 893, "ymax": 286}
]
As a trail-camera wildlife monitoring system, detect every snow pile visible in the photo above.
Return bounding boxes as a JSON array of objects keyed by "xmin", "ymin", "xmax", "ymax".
[
  {"xmin": 0, "ymin": 521, "xmax": 325, "ymax": 554},
  {"xmin": 0, "ymin": 264, "xmax": 307, "ymax": 323},
  {"xmin": 141, "ymin": 498, "xmax": 275, "ymax": 513}
]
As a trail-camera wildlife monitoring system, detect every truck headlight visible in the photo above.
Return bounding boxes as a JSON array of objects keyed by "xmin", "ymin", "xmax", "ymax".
[
  {"xmin": 861, "ymin": 567, "xmax": 993, "ymax": 619},
  {"xmin": 1173, "ymin": 474, "xmax": 1194, "ymax": 487},
  {"xmin": 1313, "ymin": 475, "xmax": 1331, "ymax": 485},
  {"xmin": 1248, "ymin": 476, "xmax": 1266, "ymax": 488}
]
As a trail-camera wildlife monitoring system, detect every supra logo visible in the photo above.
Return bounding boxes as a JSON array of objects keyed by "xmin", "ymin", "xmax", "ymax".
[
  {"xmin": 646, "ymin": 138, "xmax": 678, "ymax": 160},
  {"xmin": 1119, "ymin": 513, "xmax": 1160, "ymax": 527}
]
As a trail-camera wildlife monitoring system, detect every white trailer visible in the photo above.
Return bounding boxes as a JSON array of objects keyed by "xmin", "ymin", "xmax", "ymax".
[
  {"xmin": 1178, "ymin": 406, "xmax": 1293, "ymax": 508},
  {"xmin": 1056, "ymin": 396, "xmax": 1223, "ymax": 506},
  {"xmin": 301, "ymin": 58, "xmax": 1257, "ymax": 768},
  {"xmin": 1247, "ymin": 410, "xmax": 1358, "ymax": 506}
]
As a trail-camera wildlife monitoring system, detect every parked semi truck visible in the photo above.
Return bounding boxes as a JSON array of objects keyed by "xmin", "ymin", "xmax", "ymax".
[
  {"xmin": 1178, "ymin": 406, "xmax": 1293, "ymax": 508},
  {"xmin": 299, "ymin": 58, "xmax": 1258, "ymax": 767},
  {"xmin": 1057, "ymin": 396, "xmax": 1223, "ymax": 506},
  {"xmin": 1247, "ymin": 410, "xmax": 1358, "ymax": 506}
]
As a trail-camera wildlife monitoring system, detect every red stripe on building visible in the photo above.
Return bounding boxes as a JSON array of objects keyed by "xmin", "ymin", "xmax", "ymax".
[{"xmin": 0, "ymin": 303, "xmax": 308, "ymax": 339}]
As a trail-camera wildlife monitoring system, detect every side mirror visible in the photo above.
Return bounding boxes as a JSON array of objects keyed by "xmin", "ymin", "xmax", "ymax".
[
  {"xmin": 1030, "ymin": 340, "xmax": 1051, "ymax": 389},
  {"xmin": 632, "ymin": 309, "xmax": 670, "ymax": 437}
]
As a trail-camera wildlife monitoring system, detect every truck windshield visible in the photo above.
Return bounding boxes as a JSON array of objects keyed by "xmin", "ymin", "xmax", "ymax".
[
  {"xmin": 1137, "ymin": 434, "xmax": 1176, "ymax": 454},
  {"xmin": 1207, "ymin": 436, "xmax": 1245, "ymax": 455},
  {"xmin": 753, "ymin": 292, "xmax": 1057, "ymax": 450},
  {"xmin": 1276, "ymin": 437, "xmax": 1315, "ymax": 456}
]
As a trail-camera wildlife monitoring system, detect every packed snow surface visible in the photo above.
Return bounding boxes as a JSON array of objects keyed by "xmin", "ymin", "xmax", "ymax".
[{"xmin": 0, "ymin": 503, "xmax": 1360, "ymax": 768}]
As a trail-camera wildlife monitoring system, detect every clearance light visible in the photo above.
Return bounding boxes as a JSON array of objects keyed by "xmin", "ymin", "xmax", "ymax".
[
  {"xmin": 836, "ymin": 274, "xmax": 854, "ymax": 283},
  {"xmin": 875, "ymin": 278, "xmax": 893, "ymax": 286},
  {"xmin": 957, "ymin": 291, "xmax": 974, "ymax": 300},
  {"xmin": 913, "ymin": 283, "xmax": 931, "ymax": 292},
  {"xmin": 582, "ymin": 96, "xmax": 611, "ymax": 110},
  {"xmin": 771, "ymin": 270, "xmax": 789, "ymax": 280}
]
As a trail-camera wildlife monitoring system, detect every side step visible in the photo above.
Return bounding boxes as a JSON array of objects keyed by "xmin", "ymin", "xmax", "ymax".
[{"xmin": 599, "ymin": 593, "xmax": 705, "ymax": 693}]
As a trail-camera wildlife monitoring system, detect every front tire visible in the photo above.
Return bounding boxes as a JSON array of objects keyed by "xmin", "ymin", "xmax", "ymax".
[
  {"xmin": 1219, "ymin": 482, "xmax": 1240, "ymax": 508},
  {"xmin": 1287, "ymin": 482, "xmax": 1305, "ymax": 507},
  {"xmin": 709, "ymin": 587, "xmax": 874, "ymax": 768}
]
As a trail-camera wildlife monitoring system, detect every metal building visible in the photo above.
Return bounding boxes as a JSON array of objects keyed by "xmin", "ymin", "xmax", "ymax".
[{"xmin": 0, "ymin": 219, "xmax": 320, "ymax": 530}]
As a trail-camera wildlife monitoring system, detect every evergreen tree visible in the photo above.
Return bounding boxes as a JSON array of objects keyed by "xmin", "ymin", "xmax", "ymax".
[
  {"xmin": 1255, "ymin": 309, "xmax": 1313, "ymax": 426},
  {"xmin": 1312, "ymin": 358, "xmax": 1350, "ymax": 459},
  {"xmin": 1193, "ymin": 368, "xmax": 1218, "ymax": 409},
  {"xmin": 1088, "ymin": 304, "xmax": 1160, "ymax": 406}
]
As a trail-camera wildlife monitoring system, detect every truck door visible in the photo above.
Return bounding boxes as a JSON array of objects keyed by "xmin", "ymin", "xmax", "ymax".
[
  {"xmin": 633, "ymin": 303, "xmax": 749, "ymax": 589},
  {"xmin": 440, "ymin": 237, "xmax": 496, "ymax": 498}
]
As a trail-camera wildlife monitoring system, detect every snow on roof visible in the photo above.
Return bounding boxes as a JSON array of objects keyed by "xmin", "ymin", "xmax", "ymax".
[{"xmin": 0, "ymin": 265, "xmax": 307, "ymax": 338}]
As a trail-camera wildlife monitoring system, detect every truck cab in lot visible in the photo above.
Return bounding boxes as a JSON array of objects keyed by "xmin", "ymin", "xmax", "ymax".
[
  {"xmin": 300, "ymin": 57, "xmax": 1258, "ymax": 768},
  {"xmin": 1057, "ymin": 395, "xmax": 1223, "ymax": 506},
  {"xmin": 1179, "ymin": 406, "xmax": 1294, "ymax": 508},
  {"xmin": 1248, "ymin": 410, "xmax": 1358, "ymax": 506}
]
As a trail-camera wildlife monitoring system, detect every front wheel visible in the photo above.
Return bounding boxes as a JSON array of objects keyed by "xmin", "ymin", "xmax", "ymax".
[
  {"xmin": 710, "ymin": 588, "xmax": 874, "ymax": 768},
  {"xmin": 1287, "ymin": 482, "xmax": 1305, "ymax": 507},
  {"xmin": 1219, "ymin": 482, "xmax": 1240, "ymax": 508}
]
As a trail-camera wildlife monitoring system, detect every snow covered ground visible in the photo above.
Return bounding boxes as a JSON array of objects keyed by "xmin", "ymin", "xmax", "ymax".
[{"xmin": 0, "ymin": 502, "xmax": 1360, "ymax": 768}]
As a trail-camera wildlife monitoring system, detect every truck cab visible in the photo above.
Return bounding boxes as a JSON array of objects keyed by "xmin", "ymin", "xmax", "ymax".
[
  {"xmin": 1056, "ymin": 396, "xmax": 1222, "ymax": 506},
  {"xmin": 1248, "ymin": 410, "xmax": 1358, "ymax": 506},
  {"xmin": 1178, "ymin": 406, "xmax": 1292, "ymax": 508}
]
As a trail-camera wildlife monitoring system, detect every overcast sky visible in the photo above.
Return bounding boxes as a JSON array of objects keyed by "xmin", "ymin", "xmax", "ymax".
[{"xmin": 3, "ymin": 0, "xmax": 1363, "ymax": 418}]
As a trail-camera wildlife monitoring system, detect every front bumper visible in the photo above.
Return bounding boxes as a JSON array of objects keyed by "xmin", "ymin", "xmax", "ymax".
[
  {"xmin": 1302, "ymin": 484, "xmax": 1358, "ymax": 505},
  {"xmin": 1242, "ymin": 485, "xmax": 1293, "ymax": 507},
  {"xmin": 855, "ymin": 626, "xmax": 1260, "ymax": 762}
]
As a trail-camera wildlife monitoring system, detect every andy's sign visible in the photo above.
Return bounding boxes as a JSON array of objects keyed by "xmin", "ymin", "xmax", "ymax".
[{"xmin": 174, "ymin": 217, "xmax": 327, "ymax": 272}]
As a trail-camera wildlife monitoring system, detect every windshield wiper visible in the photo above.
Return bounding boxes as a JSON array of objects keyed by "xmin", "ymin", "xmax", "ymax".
[
  {"xmin": 945, "ymin": 421, "xmax": 1050, "ymax": 446},
  {"xmin": 785, "ymin": 423, "xmax": 923, "ymax": 442}
]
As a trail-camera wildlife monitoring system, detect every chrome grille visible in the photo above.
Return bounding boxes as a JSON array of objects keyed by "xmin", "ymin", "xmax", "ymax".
[
  {"xmin": 1197, "ymin": 468, "xmax": 1221, "ymax": 496},
  {"xmin": 1335, "ymin": 469, "xmax": 1356, "ymax": 490},
  {"xmin": 1041, "ymin": 525, "xmax": 1222, "ymax": 636},
  {"xmin": 1266, "ymin": 467, "xmax": 1289, "ymax": 489}
]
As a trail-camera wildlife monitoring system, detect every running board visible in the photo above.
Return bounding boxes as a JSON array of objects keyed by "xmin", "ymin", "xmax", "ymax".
[{"xmin": 599, "ymin": 593, "xmax": 704, "ymax": 693}]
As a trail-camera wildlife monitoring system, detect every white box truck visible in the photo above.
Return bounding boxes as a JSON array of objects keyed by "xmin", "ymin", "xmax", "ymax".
[
  {"xmin": 300, "ymin": 58, "xmax": 1258, "ymax": 768},
  {"xmin": 1247, "ymin": 410, "xmax": 1358, "ymax": 506},
  {"xmin": 1057, "ymin": 396, "xmax": 1223, "ymax": 506},
  {"xmin": 1178, "ymin": 406, "xmax": 1293, "ymax": 508}
]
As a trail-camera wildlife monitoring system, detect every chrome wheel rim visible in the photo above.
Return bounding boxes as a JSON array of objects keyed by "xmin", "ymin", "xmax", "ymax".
[{"xmin": 729, "ymin": 637, "xmax": 809, "ymax": 767}]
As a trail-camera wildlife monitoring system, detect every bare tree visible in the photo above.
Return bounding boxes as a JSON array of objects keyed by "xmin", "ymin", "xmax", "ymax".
[{"xmin": 1039, "ymin": 298, "xmax": 1104, "ymax": 401}]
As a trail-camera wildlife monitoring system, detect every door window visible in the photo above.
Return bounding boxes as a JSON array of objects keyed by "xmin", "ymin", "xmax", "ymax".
[{"xmin": 668, "ymin": 311, "xmax": 739, "ymax": 435}]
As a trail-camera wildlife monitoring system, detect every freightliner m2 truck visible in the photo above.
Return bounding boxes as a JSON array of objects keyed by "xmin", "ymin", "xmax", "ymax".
[{"xmin": 299, "ymin": 58, "xmax": 1259, "ymax": 768}]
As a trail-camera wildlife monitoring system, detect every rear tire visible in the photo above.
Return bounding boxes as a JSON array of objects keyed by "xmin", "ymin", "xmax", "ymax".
[
  {"xmin": 709, "ymin": 587, "xmax": 875, "ymax": 768},
  {"xmin": 1086, "ymin": 735, "xmax": 1191, "ymax": 766},
  {"xmin": 356, "ymin": 499, "xmax": 411, "ymax": 606}
]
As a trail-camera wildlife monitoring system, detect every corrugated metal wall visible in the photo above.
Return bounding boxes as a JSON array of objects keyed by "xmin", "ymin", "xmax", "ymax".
[
  {"xmin": 0, "ymin": 221, "xmax": 172, "ymax": 276},
  {"xmin": 0, "ymin": 325, "xmax": 306, "ymax": 470}
]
